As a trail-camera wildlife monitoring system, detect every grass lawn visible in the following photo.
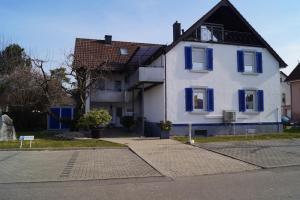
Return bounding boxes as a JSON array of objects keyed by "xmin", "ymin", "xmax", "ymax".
[
  {"xmin": 173, "ymin": 128, "xmax": 300, "ymax": 144},
  {"xmin": 0, "ymin": 131, "xmax": 125, "ymax": 149}
]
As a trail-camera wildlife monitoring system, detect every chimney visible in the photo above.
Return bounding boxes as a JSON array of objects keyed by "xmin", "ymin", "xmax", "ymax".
[
  {"xmin": 173, "ymin": 21, "xmax": 181, "ymax": 42},
  {"xmin": 104, "ymin": 35, "xmax": 112, "ymax": 44}
]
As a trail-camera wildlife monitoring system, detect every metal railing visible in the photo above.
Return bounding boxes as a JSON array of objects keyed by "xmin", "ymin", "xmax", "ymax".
[{"xmin": 199, "ymin": 26, "xmax": 259, "ymax": 45}]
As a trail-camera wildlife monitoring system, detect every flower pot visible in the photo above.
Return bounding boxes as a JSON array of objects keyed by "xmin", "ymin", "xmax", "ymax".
[{"xmin": 160, "ymin": 130, "xmax": 170, "ymax": 139}]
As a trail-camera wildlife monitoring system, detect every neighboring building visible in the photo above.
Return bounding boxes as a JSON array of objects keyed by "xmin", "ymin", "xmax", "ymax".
[
  {"xmin": 286, "ymin": 63, "xmax": 300, "ymax": 122},
  {"xmin": 280, "ymin": 72, "xmax": 291, "ymax": 117},
  {"xmin": 74, "ymin": 0, "xmax": 287, "ymax": 136}
]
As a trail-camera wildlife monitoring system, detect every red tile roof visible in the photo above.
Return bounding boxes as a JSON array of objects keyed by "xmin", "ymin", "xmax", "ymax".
[{"xmin": 74, "ymin": 38, "xmax": 162, "ymax": 71}]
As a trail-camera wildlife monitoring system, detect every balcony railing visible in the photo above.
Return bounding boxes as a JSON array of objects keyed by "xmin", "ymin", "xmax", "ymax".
[
  {"xmin": 198, "ymin": 26, "xmax": 260, "ymax": 45},
  {"xmin": 126, "ymin": 66, "xmax": 165, "ymax": 89},
  {"xmin": 90, "ymin": 89, "xmax": 124, "ymax": 103}
]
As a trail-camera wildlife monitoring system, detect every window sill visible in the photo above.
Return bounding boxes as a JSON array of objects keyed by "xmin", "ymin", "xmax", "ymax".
[
  {"xmin": 243, "ymin": 111, "xmax": 260, "ymax": 115},
  {"xmin": 190, "ymin": 111, "xmax": 209, "ymax": 115},
  {"xmin": 190, "ymin": 69, "xmax": 209, "ymax": 73},
  {"xmin": 242, "ymin": 72, "xmax": 259, "ymax": 76}
]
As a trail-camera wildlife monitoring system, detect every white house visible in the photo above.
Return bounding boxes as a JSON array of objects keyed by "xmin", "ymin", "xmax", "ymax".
[
  {"xmin": 280, "ymin": 72, "xmax": 291, "ymax": 118},
  {"xmin": 74, "ymin": 0, "xmax": 287, "ymax": 136}
]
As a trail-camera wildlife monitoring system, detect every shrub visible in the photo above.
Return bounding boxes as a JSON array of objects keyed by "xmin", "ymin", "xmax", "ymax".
[
  {"xmin": 77, "ymin": 109, "xmax": 112, "ymax": 130},
  {"xmin": 120, "ymin": 116, "xmax": 135, "ymax": 129},
  {"xmin": 160, "ymin": 120, "xmax": 172, "ymax": 131}
]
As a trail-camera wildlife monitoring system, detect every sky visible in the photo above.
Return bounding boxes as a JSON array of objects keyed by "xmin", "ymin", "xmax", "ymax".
[{"xmin": 1, "ymin": 0, "xmax": 300, "ymax": 75}]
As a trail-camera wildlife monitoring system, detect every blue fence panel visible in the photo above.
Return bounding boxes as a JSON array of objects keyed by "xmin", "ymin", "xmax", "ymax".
[{"xmin": 49, "ymin": 108, "xmax": 60, "ymax": 130}]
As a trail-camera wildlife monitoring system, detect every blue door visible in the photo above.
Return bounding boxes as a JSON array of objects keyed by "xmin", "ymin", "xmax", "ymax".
[
  {"xmin": 61, "ymin": 108, "xmax": 72, "ymax": 129},
  {"xmin": 49, "ymin": 108, "xmax": 60, "ymax": 129}
]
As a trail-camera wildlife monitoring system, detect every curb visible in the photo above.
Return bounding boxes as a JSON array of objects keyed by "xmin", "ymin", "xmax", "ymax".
[
  {"xmin": 127, "ymin": 147, "xmax": 167, "ymax": 178},
  {"xmin": 0, "ymin": 147, "xmax": 128, "ymax": 151},
  {"xmin": 191, "ymin": 143, "xmax": 264, "ymax": 169}
]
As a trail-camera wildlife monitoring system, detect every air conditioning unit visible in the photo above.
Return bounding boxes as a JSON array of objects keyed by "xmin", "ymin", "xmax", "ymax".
[{"xmin": 223, "ymin": 110, "xmax": 237, "ymax": 123}]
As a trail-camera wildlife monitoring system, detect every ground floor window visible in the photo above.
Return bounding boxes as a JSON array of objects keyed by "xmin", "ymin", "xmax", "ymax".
[
  {"xmin": 193, "ymin": 88, "xmax": 206, "ymax": 111},
  {"xmin": 245, "ymin": 90, "xmax": 256, "ymax": 111}
]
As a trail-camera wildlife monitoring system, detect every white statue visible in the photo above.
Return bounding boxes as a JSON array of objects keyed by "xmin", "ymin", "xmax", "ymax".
[{"xmin": 0, "ymin": 114, "xmax": 16, "ymax": 141}]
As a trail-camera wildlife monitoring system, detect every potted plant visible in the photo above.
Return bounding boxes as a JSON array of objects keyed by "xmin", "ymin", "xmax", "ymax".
[
  {"xmin": 120, "ymin": 116, "xmax": 135, "ymax": 132},
  {"xmin": 159, "ymin": 120, "xmax": 172, "ymax": 139},
  {"xmin": 77, "ymin": 109, "xmax": 112, "ymax": 138}
]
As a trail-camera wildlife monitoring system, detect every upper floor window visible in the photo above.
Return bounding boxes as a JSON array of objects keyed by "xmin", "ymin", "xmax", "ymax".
[
  {"xmin": 244, "ymin": 52, "xmax": 256, "ymax": 73},
  {"xmin": 93, "ymin": 79, "xmax": 105, "ymax": 90},
  {"xmin": 114, "ymin": 81, "xmax": 122, "ymax": 91},
  {"xmin": 192, "ymin": 47, "xmax": 206, "ymax": 70},
  {"xmin": 237, "ymin": 50, "xmax": 263, "ymax": 74},
  {"xmin": 120, "ymin": 48, "xmax": 128, "ymax": 55},
  {"xmin": 185, "ymin": 47, "xmax": 213, "ymax": 71}
]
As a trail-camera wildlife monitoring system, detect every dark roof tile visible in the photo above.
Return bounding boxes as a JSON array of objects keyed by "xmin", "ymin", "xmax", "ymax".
[{"xmin": 286, "ymin": 63, "xmax": 300, "ymax": 82}]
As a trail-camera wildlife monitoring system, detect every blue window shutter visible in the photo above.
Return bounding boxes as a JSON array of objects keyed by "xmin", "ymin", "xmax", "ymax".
[
  {"xmin": 238, "ymin": 90, "xmax": 246, "ymax": 112},
  {"xmin": 185, "ymin": 88, "xmax": 193, "ymax": 112},
  {"xmin": 237, "ymin": 50, "xmax": 244, "ymax": 72},
  {"xmin": 207, "ymin": 88, "xmax": 214, "ymax": 112},
  {"xmin": 257, "ymin": 90, "xmax": 264, "ymax": 112},
  {"xmin": 185, "ymin": 47, "xmax": 192, "ymax": 70},
  {"xmin": 206, "ymin": 48, "xmax": 213, "ymax": 71},
  {"xmin": 256, "ymin": 52, "xmax": 263, "ymax": 73}
]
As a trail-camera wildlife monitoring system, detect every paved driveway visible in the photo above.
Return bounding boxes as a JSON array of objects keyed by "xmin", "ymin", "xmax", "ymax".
[
  {"xmin": 103, "ymin": 138, "xmax": 258, "ymax": 178},
  {"xmin": 196, "ymin": 139, "xmax": 300, "ymax": 168},
  {"xmin": 0, "ymin": 149, "xmax": 161, "ymax": 183}
]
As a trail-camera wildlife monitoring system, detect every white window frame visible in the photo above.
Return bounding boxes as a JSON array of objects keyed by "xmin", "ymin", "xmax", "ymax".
[
  {"xmin": 243, "ymin": 50, "xmax": 257, "ymax": 74},
  {"xmin": 245, "ymin": 90, "xmax": 257, "ymax": 112},
  {"xmin": 192, "ymin": 88, "xmax": 207, "ymax": 112},
  {"xmin": 191, "ymin": 47, "xmax": 207, "ymax": 72}
]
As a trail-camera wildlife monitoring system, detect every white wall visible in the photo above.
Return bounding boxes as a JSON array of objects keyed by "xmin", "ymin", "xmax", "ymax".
[
  {"xmin": 166, "ymin": 41, "xmax": 281, "ymax": 124},
  {"xmin": 143, "ymin": 55, "xmax": 165, "ymax": 122},
  {"xmin": 280, "ymin": 73, "xmax": 291, "ymax": 106},
  {"xmin": 144, "ymin": 84, "xmax": 165, "ymax": 122}
]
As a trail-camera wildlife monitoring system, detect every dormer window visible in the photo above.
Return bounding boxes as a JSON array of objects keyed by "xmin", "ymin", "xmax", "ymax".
[{"xmin": 120, "ymin": 48, "xmax": 128, "ymax": 55}]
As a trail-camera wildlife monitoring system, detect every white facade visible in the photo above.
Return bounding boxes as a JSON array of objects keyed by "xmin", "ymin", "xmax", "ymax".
[
  {"xmin": 280, "ymin": 72, "xmax": 291, "ymax": 117},
  {"xmin": 162, "ymin": 41, "xmax": 281, "ymax": 124}
]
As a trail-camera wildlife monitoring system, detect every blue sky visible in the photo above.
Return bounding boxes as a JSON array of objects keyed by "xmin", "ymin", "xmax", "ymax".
[{"xmin": 1, "ymin": 0, "xmax": 299, "ymax": 74}]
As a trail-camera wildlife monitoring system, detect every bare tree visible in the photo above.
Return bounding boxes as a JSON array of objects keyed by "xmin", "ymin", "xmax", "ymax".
[{"xmin": 60, "ymin": 54, "xmax": 111, "ymax": 120}]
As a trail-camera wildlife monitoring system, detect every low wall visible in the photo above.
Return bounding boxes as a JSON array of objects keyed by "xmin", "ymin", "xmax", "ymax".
[{"xmin": 171, "ymin": 123, "xmax": 283, "ymax": 136}]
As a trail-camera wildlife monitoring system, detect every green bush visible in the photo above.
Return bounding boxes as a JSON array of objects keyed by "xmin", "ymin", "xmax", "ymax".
[
  {"xmin": 77, "ymin": 109, "xmax": 112, "ymax": 130},
  {"xmin": 120, "ymin": 116, "xmax": 135, "ymax": 129},
  {"xmin": 160, "ymin": 120, "xmax": 172, "ymax": 131}
]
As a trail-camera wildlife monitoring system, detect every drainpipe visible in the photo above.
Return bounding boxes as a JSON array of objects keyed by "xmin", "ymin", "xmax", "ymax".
[
  {"xmin": 164, "ymin": 51, "xmax": 167, "ymax": 122},
  {"xmin": 277, "ymin": 107, "xmax": 280, "ymax": 132},
  {"xmin": 141, "ymin": 84, "xmax": 145, "ymax": 136}
]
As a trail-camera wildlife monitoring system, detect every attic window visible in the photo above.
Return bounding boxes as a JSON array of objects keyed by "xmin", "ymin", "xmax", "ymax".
[{"xmin": 120, "ymin": 48, "xmax": 128, "ymax": 55}]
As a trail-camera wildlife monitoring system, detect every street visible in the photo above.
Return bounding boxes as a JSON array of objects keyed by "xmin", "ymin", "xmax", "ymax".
[{"xmin": 1, "ymin": 165, "xmax": 299, "ymax": 200}]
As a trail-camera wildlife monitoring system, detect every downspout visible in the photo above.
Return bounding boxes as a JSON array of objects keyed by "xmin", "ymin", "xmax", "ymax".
[{"xmin": 164, "ymin": 51, "xmax": 167, "ymax": 122}]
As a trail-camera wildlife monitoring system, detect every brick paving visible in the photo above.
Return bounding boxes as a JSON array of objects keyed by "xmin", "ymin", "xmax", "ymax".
[
  {"xmin": 196, "ymin": 139, "xmax": 300, "ymax": 168},
  {"xmin": 103, "ymin": 138, "xmax": 258, "ymax": 178},
  {"xmin": 0, "ymin": 149, "xmax": 161, "ymax": 183}
]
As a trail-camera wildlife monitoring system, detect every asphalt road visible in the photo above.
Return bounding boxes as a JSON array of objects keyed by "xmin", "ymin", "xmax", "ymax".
[{"xmin": 1, "ymin": 165, "xmax": 300, "ymax": 200}]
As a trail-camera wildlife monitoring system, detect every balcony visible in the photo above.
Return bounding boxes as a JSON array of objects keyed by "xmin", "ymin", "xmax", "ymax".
[
  {"xmin": 193, "ymin": 26, "xmax": 261, "ymax": 46},
  {"xmin": 127, "ymin": 66, "xmax": 165, "ymax": 90},
  {"xmin": 90, "ymin": 89, "xmax": 124, "ymax": 103}
]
